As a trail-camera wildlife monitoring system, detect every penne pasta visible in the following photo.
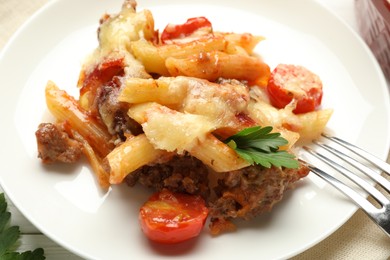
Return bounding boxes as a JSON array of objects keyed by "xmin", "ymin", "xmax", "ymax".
[
  {"xmin": 189, "ymin": 133, "xmax": 250, "ymax": 172},
  {"xmin": 71, "ymin": 130, "xmax": 110, "ymax": 189},
  {"xmin": 120, "ymin": 77, "xmax": 251, "ymax": 133},
  {"xmin": 130, "ymin": 40, "xmax": 169, "ymax": 75},
  {"xmin": 286, "ymin": 109, "xmax": 333, "ymax": 142},
  {"xmin": 45, "ymin": 81, "xmax": 114, "ymax": 157},
  {"xmin": 131, "ymin": 36, "xmax": 227, "ymax": 75},
  {"xmin": 118, "ymin": 77, "xmax": 186, "ymax": 106},
  {"xmin": 106, "ymin": 134, "xmax": 168, "ymax": 184},
  {"xmin": 165, "ymin": 51, "xmax": 270, "ymax": 85},
  {"xmin": 247, "ymin": 98, "xmax": 333, "ymax": 142},
  {"xmin": 215, "ymin": 32, "xmax": 264, "ymax": 54}
]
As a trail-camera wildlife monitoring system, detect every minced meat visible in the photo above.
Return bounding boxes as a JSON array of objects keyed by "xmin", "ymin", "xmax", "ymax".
[
  {"xmin": 208, "ymin": 164, "xmax": 309, "ymax": 235},
  {"xmin": 35, "ymin": 122, "xmax": 83, "ymax": 164},
  {"xmin": 125, "ymin": 154, "xmax": 210, "ymax": 199},
  {"xmin": 125, "ymin": 152, "xmax": 309, "ymax": 235}
]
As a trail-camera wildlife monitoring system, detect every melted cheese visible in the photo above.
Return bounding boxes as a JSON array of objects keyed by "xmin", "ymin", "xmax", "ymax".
[
  {"xmin": 182, "ymin": 78, "xmax": 249, "ymax": 128},
  {"xmin": 82, "ymin": 1, "xmax": 154, "ymax": 79},
  {"xmin": 155, "ymin": 76, "xmax": 250, "ymax": 129},
  {"xmin": 129, "ymin": 102, "xmax": 216, "ymax": 154}
]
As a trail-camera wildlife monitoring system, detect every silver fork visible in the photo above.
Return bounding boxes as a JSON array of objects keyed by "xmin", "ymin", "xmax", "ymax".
[{"xmin": 301, "ymin": 134, "xmax": 390, "ymax": 237}]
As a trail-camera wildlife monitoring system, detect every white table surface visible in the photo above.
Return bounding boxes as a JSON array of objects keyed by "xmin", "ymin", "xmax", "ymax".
[{"xmin": 1, "ymin": 0, "xmax": 390, "ymax": 259}]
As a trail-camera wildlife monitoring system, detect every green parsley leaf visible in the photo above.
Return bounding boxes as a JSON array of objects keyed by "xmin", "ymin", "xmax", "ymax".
[
  {"xmin": 1, "ymin": 248, "xmax": 45, "ymax": 260},
  {"xmin": 0, "ymin": 226, "xmax": 19, "ymax": 256},
  {"xmin": 0, "ymin": 194, "xmax": 7, "ymax": 213},
  {"xmin": 0, "ymin": 193, "xmax": 45, "ymax": 260},
  {"xmin": 0, "ymin": 212, "xmax": 11, "ymax": 232},
  {"xmin": 224, "ymin": 126, "xmax": 299, "ymax": 169}
]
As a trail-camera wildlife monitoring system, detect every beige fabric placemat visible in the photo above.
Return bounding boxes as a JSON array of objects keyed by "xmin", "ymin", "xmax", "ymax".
[
  {"xmin": 0, "ymin": 0, "xmax": 48, "ymax": 48},
  {"xmin": 294, "ymin": 210, "xmax": 390, "ymax": 259},
  {"xmin": 1, "ymin": 0, "xmax": 390, "ymax": 259}
]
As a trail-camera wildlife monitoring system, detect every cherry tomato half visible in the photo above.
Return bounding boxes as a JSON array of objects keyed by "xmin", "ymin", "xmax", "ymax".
[
  {"xmin": 161, "ymin": 17, "xmax": 212, "ymax": 43},
  {"xmin": 139, "ymin": 189, "xmax": 209, "ymax": 244},
  {"xmin": 266, "ymin": 64, "xmax": 323, "ymax": 114}
]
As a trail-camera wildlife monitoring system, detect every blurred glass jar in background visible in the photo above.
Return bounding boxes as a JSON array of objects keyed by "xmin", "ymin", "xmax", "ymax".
[{"xmin": 355, "ymin": 0, "xmax": 390, "ymax": 80}]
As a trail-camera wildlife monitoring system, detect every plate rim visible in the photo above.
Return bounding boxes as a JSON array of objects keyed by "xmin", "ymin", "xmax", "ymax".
[{"xmin": 1, "ymin": 0, "xmax": 390, "ymax": 259}]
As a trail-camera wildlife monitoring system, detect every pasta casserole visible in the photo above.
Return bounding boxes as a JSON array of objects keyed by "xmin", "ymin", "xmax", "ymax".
[{"xmin": 35, "ymin": 0, "xmax": 332, "ymax": 241}]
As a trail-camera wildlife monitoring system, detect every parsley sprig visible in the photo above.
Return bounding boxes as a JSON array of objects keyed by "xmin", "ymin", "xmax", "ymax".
[
  {"xmin": 0, "ymin": 193, "xmax": 45, "ymax": 260},
  {"xmin": 224, "ymin": 126, "xmax": 299, "ymax": 168}
]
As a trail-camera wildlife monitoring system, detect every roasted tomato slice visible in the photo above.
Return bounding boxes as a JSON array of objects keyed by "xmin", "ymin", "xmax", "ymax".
[
  {"xmin": 161, "ymin": 17, "xmax": 212, "ymax": 43},
  {"xmin": 266, "ymin": 64, "xmax": 323, "ymax": 114},
  {"xmin": 139, "ymin": 189, "xmax": 209, "ymax": 244}
]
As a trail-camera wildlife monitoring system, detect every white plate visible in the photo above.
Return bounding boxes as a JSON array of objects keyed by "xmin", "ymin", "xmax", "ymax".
[{"xmin": 1, "ymin": 0, "xmax": 389, "ymax": 259}]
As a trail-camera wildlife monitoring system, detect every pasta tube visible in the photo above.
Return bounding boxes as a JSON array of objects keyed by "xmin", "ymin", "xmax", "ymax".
[
  {"xmin": 165, "ymin": 51, "xmax": 270, "ymax": 85},
  {"xmin": 215, "ymin": 32, "xmax": 264, "ymax": 54},
  {"xmin": 247, "ymin": 98, "xmax": 333, "ymax": 142},
  {"xmin": 106, "ymin": 134, "xmax": 168, "ymax": 184},
  {"xmin": 118, "ymin": 77, "xmax": 186, "ymax": 106},
  {"xmin": 45, "ymin": 81, "xmax": 114, "ymax": 157},
  {"xmin": 71, "ymin": 130, "xmax": 110, "ymax": 189},
  {"xmin": 291, "ymin": 109, "xmax": 333, "ymax": 141},
  {"xmin": 189, "ymin": 133, "xmax": 250, "ymax": 172},
  {"xmin": 131, "ymin": 36, "xmax": 227, "ymax": 75}
]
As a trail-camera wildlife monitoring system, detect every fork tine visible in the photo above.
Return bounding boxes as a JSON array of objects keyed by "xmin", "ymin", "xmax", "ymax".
[
  {"xmin": 322, "ymin": 133, "xmax": 390, "ymax": 177},
  {"xmin": 303, "ymin": 146, "xmax": 389, "ymax": 206},
  {"xmin": 314, "ymin": 140, "xmax": 390, "ymax": 195},
  {"xmin": 302, "ymin": 158, "xmax": 379, "ymax": 213},
  {"xmin": 303, "ymin": 135, "xmax": 390, "ymax": 238}
]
